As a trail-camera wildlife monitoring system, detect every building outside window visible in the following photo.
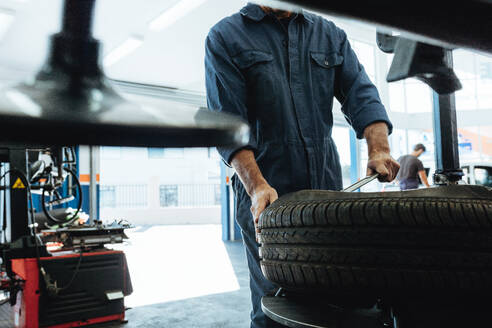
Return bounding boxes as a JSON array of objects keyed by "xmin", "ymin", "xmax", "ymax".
[
  {"xmin": 101, "ymin": 147, "xmax": 122, "ymax": 160},
  {"xmin": 100, "ymin": 185, "xmax": 147, "ymax": 208},
  {"xmin": 160, "ymin": 185, "xmax": 178, "ymax": 207},
  {"xmin": 214, "ymin": 184, "xmax": 221, "ymax": 206},
  {"xmin": 148, "ymin": 148, "xmax": 165, "ymax": 159},
  {"xmin": 159, "ymin": 184, "xmax": 221, "ymax": 207},
  {"xmin": 100, "ymin": 186, "xmax": 116, "ymax": 208},
  {"xmin": 163, "ymin": 149, "xmax": 184, "ymax": 158},
  {"xmin": 148, "ymin": 148, "xmax": 185, "ymax": 159}
]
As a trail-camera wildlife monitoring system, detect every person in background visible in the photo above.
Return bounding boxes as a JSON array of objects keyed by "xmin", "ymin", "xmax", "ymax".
[{"xmin": 397, "ymin": 143, "xmax": 431, "ymax": 190}]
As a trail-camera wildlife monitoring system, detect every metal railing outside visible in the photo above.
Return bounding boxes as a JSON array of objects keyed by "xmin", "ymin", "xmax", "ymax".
[
  {"xmin": 160, "ymin": 184, "xmax": 221, "ymax": 208},
  {"xmin": 100, "ymin": 184, "xmax": 220, "ymax": 209},
  {"xmin": 100, "ymin": 184, "xmax": 148, "ymax": 208}
]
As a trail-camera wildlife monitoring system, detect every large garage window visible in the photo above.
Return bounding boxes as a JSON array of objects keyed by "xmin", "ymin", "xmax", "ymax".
[{"xmin": 331, "ymin": 126, "xmax": 352, "ymax": 188}]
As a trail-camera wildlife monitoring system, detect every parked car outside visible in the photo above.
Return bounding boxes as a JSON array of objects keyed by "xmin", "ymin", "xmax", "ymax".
[{"xmin": 461, "ymin": 163, "xmax": 492, "ymax": 187}]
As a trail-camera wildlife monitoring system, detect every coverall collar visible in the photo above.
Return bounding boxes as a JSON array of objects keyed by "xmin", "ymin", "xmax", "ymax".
[{"xmin": 241, "ymin": 3, "xmax": 314, "ymax": 23}]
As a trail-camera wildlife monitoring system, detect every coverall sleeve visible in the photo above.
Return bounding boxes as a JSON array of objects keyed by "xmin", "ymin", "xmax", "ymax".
[
  {"xmin": 334, "ymin": 28, "xmax": 393, "ymax": 139},
  {"xmin": 205, "ymin": 30, "xmax": 257, "ymax": 165}
]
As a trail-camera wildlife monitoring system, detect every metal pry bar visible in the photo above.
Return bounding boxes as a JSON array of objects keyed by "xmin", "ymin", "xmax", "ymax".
[{"xmin": 343, "ymin": 174, "xmax": 379, "ymax": 192}]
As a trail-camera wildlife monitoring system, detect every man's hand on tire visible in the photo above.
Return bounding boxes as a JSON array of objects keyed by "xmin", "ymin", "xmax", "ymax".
[{"xmin": 250, "ymin": 183, "xmax": 278, "ymax": 235}]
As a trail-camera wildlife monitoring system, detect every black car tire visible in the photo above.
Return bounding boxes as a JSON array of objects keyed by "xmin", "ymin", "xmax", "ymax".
[{"xmin": 258, "ymin": 185, "xmax": 492, "ymax": 293}]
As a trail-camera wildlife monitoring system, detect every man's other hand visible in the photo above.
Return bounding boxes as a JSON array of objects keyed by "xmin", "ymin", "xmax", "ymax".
[
  {"xmin": 250, "ymin": 183, "xmax": 278, "ymax": 234},
  {"xmin": 230, "ymin": 149, "xmax": 278, "ymax": 237},
  {"xmin": 367, "ymin": 152, "xmax": 400, "ymax": 182}
]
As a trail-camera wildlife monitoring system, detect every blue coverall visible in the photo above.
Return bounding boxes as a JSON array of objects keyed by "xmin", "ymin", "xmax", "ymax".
[{"xmin": 205, "ymin": 3, "xmax": 393, "ymax": 327}]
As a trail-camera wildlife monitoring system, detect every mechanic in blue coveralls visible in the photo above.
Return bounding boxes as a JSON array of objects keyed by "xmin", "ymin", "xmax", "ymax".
[{"xmin": 205, "ymin": 3, "xmax": 400, "ymax": 327}]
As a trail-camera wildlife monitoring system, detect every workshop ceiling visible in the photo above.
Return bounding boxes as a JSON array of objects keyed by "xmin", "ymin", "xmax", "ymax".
[
  {"xmin": 0, "ymin": 0, "xmax": 245, "ymax": 91},
  {"xmin": 0, "ymin": 0, "xmax": 486, "ymax": 96}
]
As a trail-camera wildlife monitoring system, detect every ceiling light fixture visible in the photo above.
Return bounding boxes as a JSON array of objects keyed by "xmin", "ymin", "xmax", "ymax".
[
  {"xmin": 149, "ymin": 0, "xmax": 207, "ymax": 31},
  {"xmin": 103, "ymin": 36, "xmax": 143, "ymax": 67},
  {"xmin": 0, "ymin": 9, "xmax": 14, "ymax": 41}
]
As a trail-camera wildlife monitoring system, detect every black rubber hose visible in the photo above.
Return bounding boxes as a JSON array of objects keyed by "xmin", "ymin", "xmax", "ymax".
[{"xmin": 41, "ymin": 167, "xmax": 82, "ymax": 226}]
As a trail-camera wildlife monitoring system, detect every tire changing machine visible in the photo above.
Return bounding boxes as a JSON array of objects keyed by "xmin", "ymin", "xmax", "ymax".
[
  {"xmin": 0, "ymin": 146, "xmax": 134, "ymax": 328},
  {"xmin": 261, "ymin": 19, "xmax": 483, "ymax": 328},
  {"xmin": 0, "ymin": 0, "xmax": 248, "ymax": 326}
]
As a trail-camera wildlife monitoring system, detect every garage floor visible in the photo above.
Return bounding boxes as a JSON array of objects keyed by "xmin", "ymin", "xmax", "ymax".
[
  {"xmin": 0, "ymin": 301, "xmax": 12, "ymax": 327},
  {"xmin": 0, "ymin": 225, "xmax": 252, "ymax": 328}
]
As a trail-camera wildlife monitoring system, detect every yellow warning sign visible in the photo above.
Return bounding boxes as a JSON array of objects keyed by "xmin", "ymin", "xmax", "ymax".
[{"xmin": 12, "ymin": 178, "xmax": 25, "ymax": 189}]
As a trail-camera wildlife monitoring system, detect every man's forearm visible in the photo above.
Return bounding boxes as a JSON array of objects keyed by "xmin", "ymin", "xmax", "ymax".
[
  {"xmin": 231, "ymin": 149, "xmax": 268, "ymax": 196},
  {"xmin": 364, "ymin": 122, "xmax": 390, "ymax": 156},
  {"xmin": 231, "ymin": 149, "xmax": 278, "ymax": 233},
  {"xmin": 363, "ymin": 122, "xmax": 399, "ymax": 182}
]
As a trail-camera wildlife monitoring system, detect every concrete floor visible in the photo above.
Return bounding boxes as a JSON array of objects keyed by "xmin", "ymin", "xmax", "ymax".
[
  {"xmin": 0, "ymin": 225, "xmax": 253, "ymax": 328},
  {"xmin": 108, "ymin": 225, "xmax": 252, "ymax": 328},
  {"xmin": 0, "ymin": 301, "xmax": 11, "ymax": 328}
]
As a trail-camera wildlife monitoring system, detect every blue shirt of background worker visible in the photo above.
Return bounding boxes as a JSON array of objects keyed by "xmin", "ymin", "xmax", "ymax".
[{"xmin": 205, "ymin": 3, "xmax": 399, "ymax": 328}]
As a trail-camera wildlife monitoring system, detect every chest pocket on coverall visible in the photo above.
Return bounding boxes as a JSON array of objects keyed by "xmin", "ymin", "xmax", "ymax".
[
  {"xmin": 310, "ymin": 51, "xmax": 344, "ymax": 111},
  {"xmin": 232, "ymin": 50, "xmax": 275, "ymax": 108}
]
